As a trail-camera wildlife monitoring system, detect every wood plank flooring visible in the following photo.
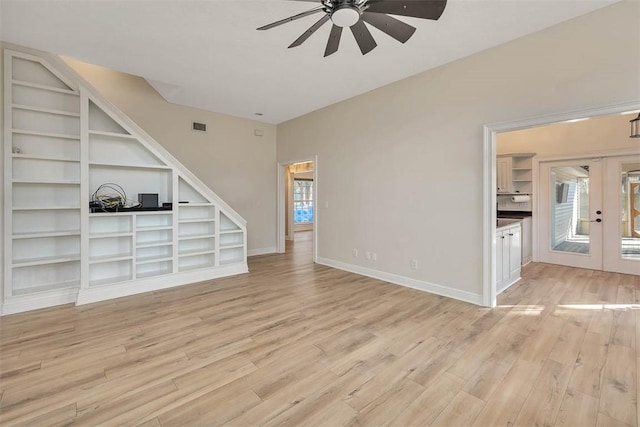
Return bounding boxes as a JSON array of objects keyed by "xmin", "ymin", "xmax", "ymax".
[{"xmin": 1, "ymin": 232, "xmax": 638, "ymax": 426}]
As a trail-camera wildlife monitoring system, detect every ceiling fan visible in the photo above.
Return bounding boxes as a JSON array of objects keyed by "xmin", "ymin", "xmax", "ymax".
[{"xmin": 257, "ymin": 0, "xmax": 447, "ymax": 57}]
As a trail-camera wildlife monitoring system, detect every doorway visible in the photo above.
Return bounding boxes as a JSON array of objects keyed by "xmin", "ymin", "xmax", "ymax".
[
  {"xmin": 483, "ymin": 102, "xmax": 640, "ymax": 307},
  {"xmin": 277, "ymin": 157, "xmax": 318, "ymax": 262}
]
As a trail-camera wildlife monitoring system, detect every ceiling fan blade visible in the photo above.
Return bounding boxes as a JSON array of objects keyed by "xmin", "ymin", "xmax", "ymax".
[
  {"xmin": 365, "ymin": 0, "xmax": 447, "ymax": 20},
  {"xmin": 350, "ymin": 20, "xmax": 377, "ymax": 55},
  {"xmin": 361, "ymin": 12, "xmax": 416, "ymax": 43},
  {"xmin": 289, "ymin": 14, "xmax": 331, "ymax": 48},
  {"xmin": 257, "ymin": 6, "xmax": 325, "ymax": 30},
  {"xmin": 324, "ymin": 25, "xmax": 343, "ymax": 57}
]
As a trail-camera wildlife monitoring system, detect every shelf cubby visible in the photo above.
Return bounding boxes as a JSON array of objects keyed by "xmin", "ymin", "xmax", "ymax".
[
  {"xmin": 12, "ymin": 182, "xmax": 80, "ymax": 209},
  {"xmin": 89, "ymin": 260, "xmax": 132, "ymax": 287},
  {"xmin": 179, "ymin": 237, "xmax": 215, "ymax": 255},
  {"xmin": 90, "ymin": 215, "xmax": 132, "ymax": 234},
  {"xmin": 136, "ymin": 229, "xmax": 172, "ymax": 247},
  {"xmin": 12, "ymin": 84, "xmax": 80, "ymax": 114},
  {"xmin": 179, "ymin": 253, "xmax": 215, "ymax": 272},
  {"xmin": 11, "ymin": 57, "xmax": 74, "ymax": 91},
  {"xmin": 89, "ymin": 236, "xmax": 132, "ymax": 261},
  {"xmin": 219, "ymin": 247, "xmax": 244, "ymax": 265},
  {"xmin": 13, "ymin": 235, "xmax": 80, "ymax": 265},
  {"xmin": 13, "ymin": 106, "xmax": 80, "ymax": 136},
  {"xmin": 178, "ymin": 221, "xmax": 215, "ymax": 238},
  {"xmin": 136, "ymin": 213, "xmax": 172, "ymax": 228},
  {"xmin": 137, "ymin": 245, "xmax": 173, "ymax": 263},
  {"xmin": 137, "ymin": 261, "xmax": 173, "ymax": 278},
  {"xmin": 178, "ymin": 205, "xmax": 215, "ymax": 221},
  {"xmin": 12, "ymin": 157, "xmax": 80, "ymax": 182},
  {"xmin": 12, "ymin": 262, "xmax": 80, "ymax": 295},
  {"xmin": 12, "ymin": 209, "xmax": 80, "ymax": 235}
]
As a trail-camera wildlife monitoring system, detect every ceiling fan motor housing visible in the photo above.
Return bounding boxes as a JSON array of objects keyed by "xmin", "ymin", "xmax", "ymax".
[{"xmin": 331, "ymin": 3, "xmax": 361, "ymax": 28}]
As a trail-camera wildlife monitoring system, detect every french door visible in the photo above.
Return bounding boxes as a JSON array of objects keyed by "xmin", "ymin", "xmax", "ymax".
[{"xmin": 538, "ymin": 155, "xmax": 640, "ymax": 275}]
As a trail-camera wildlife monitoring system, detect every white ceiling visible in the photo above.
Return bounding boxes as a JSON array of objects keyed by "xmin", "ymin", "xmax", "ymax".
[{"xmin": 0, "ymin": 0, "xmax": 618, "ymax": 124}]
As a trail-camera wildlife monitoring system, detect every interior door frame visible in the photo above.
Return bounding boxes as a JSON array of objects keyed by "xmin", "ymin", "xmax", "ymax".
[
  {"xmin": 276, "ymin": 155, "xmax": 318, "ymax": 263},
  {"xmin": 482, "ymin": 100, "xmax": 640, "ymax": 308}
]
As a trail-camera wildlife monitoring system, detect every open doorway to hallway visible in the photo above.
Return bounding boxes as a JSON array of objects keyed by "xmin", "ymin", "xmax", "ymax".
[{"xmin": 279, "ymin": 160, "xmax": 316, "ymax": 261}]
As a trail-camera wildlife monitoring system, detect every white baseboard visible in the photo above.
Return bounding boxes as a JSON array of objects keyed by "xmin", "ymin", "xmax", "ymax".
[
  {"xmin": 76, "ymin": 263, "xmax": 248, "ymax": 306},
  {"xmin": 316, "ymin": 257, "xmax": 483, "ymax": 306},
  {"xmin": 1, "ymin": 288, "xmax": 78, "ymax": 316},
  {"xmin": 248, "ymin": 246, "xmax": 276, "ymax": 257}
]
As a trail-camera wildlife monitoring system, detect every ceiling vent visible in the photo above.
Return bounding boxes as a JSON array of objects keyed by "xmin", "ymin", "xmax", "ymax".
[{"xmin": 192, "ymin": 121, "xmax": 207, "ymax": 132}]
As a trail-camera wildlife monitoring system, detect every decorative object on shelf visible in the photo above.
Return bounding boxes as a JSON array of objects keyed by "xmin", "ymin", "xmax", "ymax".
[
  {"xmin": 91, "ymin": 183, "xmax": 141, "ymax": 212},
  {"xmin": 257, "ymin": 0, "xmax": 447, "ymax": 57},
  {"xmin": 630, "ymin": 113, "xmax": 640, "ymax": 138}
]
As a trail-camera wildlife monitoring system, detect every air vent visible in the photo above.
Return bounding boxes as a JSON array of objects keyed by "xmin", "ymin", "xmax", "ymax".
[{"xmin": 192, "ymin": 121, "xmax": 207, "ymax": 132}]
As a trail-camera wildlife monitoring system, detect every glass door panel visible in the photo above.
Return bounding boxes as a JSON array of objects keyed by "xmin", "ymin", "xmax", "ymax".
[{"xmin": 538, "ymin": 159, "xmax": 602, "ymax": 270}]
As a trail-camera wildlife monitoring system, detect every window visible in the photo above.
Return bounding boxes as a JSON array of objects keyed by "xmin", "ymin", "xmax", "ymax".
[{"xmin": 293, "ymin": 179, "xmax": 313, "ymax": 224}]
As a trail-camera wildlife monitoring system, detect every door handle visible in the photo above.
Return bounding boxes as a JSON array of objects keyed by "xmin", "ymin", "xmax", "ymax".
[{"xmin": 590, "ymin": 218, "xmax": 602, "ymax": 223}]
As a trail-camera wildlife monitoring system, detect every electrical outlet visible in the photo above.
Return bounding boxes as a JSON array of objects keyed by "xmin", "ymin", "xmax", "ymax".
[
  {"xmin": 353, "ymin": 249, "xmax": 359, "ymax": 258},
  {"xmin": 371, "ymin": 252, "xmax": 377, "ymax": 262},
  {"xmin": 410, "ymin": 259, "xmax": 418, "ymax": 270}
]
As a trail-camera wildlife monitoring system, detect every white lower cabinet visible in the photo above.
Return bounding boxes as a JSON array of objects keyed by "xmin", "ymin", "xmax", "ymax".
[{"xmin": 496, "ymin": 223, "xmax": 522, "ymax": 294}]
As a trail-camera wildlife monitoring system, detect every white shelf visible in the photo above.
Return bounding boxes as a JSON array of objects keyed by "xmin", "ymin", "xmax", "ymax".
[
  {"xmin": 178, "ymin": 219, "xmax": 215, "ymax": 224},
  {"xmin": 178, "ymin": 234, "xmax": 215, "ymax": 241},
  {"xmin": 136, "ymin": 240, "xmax": 173, "ymax": 249},
  {"xmin": 12, "ymin": 280, "xmax": 80, "ymax": 296},
  {"xmin": 89, "ymin": 162, "xmax": 171, "ymax": 170},
  {"xmin": 178, "ymin": 203, "xmax": 214, "ymax": 207},
  {"xmin": 88, "ymin": 130, "xmax": 137, "ymax": 139},
  {"xmin": 12, "ymin": 79, "xmax": 78, "ymax": 96},
  {"xmin": 179, "ymin": 249, "xmax": 216, "ymax": 257},
  {"xmin": 12, "ymin": 153, "xmax": 79, "ymax": 163},
  {"xmin": 219, "ymin": 230, "xmax": 243, "ymax": 235},
  {"xmin": 136, "ymin": 256, "xmax": 173, "ymax": 265},
  {"xmin": 13, "ymin": 206, "xmax": 80, "ymax": 211},
  {"xmin": 220, "ymin": 243, "xmax": 244, "ymax": 250},
  {"xmin": 136, "ymin": 268, "xmax": 172, "ymax": 279},
  {"xmin": 89, "ymin": 275, "xmax": 132, "ymax": 287},
  {"xmin": 13, "ymin": 178, "xmax": 80, "ymax": 185},
  {"xmin": 13, "ymin": 230, "xmax": 80, "ymax": 239},
  {"xmin": 13, "ymin": 103, "xmax": 80, "ymax": 117},
  {"xmin": 13, "ymin": 255, "xmax": 80, "ymax": 268},
  {"xmin": 89, "ymin": 232, "xmax": 133, "ymax": 239},
  {"xmin": 13, "ymin": 129, "xmax": 80, "ymax": 140},
  {"xmin": 89, "ymin": 254, "xmax": 133, "ymax": 264},
  {"xmin": 137, "ymin": 225, "xmax": 172, "ymax": 232}
]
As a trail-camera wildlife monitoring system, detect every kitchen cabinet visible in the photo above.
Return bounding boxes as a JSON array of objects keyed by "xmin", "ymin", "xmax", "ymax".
[
  {"xmin": 497, "ymin": 156, "xmax": 513, "ymax": 193},
  {"xmin": 496, "ymin": 222, "xmax": 522, "ymax": 293}
]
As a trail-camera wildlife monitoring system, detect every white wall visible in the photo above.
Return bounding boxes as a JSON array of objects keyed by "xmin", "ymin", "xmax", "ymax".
[
  {"xmin": 498, "ymin": 113, "xmax": 640, "ymax": 158},
  {"xmin": 63, "ymin": 59, "xmax": 277, "ymax": 255},
  {"xmin": 0, "ymin": 46, "xmax": 5, "ymax": 303},
  {"xmin": 276, "ymin": 1, "xmax": 640, "ymax": 302}
]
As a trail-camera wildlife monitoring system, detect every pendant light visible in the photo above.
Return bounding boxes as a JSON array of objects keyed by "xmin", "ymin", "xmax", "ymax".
[{"xmin": 631, "ymin": 113, "xmax": 640, "ymax": 138}]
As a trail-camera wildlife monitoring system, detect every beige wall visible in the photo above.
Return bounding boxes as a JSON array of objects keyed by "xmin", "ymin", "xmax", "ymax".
[
  {"xmin": 0, "ymin": 44, "xmax": 4, "ymax": 303},
  {"xmin": 64, "ymin": 59, "xmax": 278, "ymax": 254},
  {"xmin": 498, "ymin": 113, "xmax": 640, "ymax": 158},
  {"xmin": 276, "ymin": 1, "xmax": 640, "ymax": 298}
]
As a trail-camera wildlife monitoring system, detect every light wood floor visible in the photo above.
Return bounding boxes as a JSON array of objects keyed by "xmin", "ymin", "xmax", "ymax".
[{"xmin": 1, "ymin": 231, "xmax": 638, "ymax": 426}]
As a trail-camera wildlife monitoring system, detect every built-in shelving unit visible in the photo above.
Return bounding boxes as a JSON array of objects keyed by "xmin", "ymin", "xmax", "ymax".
[
  {"xmin": 497, "ymin": 153, "xmax": 535, "ymax": 195},
  {"xmin": 4, "ymin": 51, "xmax": 82, "ymax": 306},
  {"xmin": 3, "ymin": 47, "xmax": 248, "ymax": 315}
]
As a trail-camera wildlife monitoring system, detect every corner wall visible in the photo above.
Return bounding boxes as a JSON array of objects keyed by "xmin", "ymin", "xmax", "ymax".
[
  {"xmin": 64, "ymin": 59, "xmax": 277, "ymax": 255},
  {"xmin": 276, "ymin": 1, "xmax": 640, "ymax": 301}
]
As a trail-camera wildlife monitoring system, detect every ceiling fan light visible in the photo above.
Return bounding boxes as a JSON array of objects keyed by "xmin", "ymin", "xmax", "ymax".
[{"xmin": 331, "ymin": 7, "xmax": 360, "ymax": 28}]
